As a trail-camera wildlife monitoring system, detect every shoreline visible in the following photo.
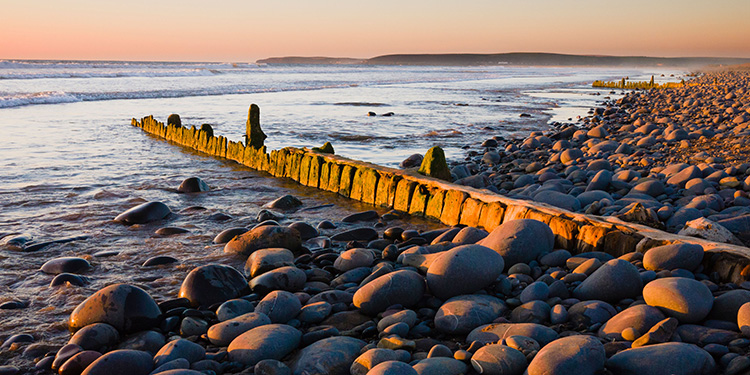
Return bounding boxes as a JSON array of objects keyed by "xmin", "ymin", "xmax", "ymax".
[{"xmin": 3, "ymin": 67, "xmax": 750, "ymax": 374}]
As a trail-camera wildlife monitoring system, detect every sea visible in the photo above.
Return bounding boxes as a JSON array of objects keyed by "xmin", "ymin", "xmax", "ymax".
[{"xmin": 0, "ymin": 60, "xmax": 685, "ymax": 363}]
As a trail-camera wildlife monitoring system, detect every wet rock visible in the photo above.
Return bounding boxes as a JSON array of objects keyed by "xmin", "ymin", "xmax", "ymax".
[
  {"xmin": 353, "ymin": 270, "xmax": 425, "ymax": 315},
  {"xmin": 419, "ymin": 146, "xmax": 452, "ymax": 181},
  {"xmin": 246, "ymin": 104, "xmax": 267, "ymax": 148},
  {"xmin": 53, "ymin": 344, "xmax": 83, "ymax": 371},
  {"xmin": 207, "ymin": 312, "xmax": 271, "ymax": 346},
  {"xmin": 114, "ymin": 201, "xmax": 171, "ymax": 225},
  {"xmin": 435, "ymin": 294, "xmax": 507, "ymax": 334},
  {"xmin": 290, "ymin": 336, "xmax": 366, "ymax": 375},
  {"xmin": 264, "ymin": 194, "xmax": 302, "ymax": 210},
  {"xmin": 41, "ymin": 257, "xmax": 91, "ymax": 275},
  {"xmin": 116, "ymin": 330, "xmax": 165, "ymax": 355},
  {"xmin": 426, "ymin": 244, "xmax": 504, "ymax": 300},
  {"xmin": 58, "ymin": 350, "xmax": 101, "ymax": 375},
  {"xmin": 330, "ymin": 227, "xmax": 378, "ymax": 242},
  {"xmin": 177, "ymin": 177, "xmax": 209, "ymax": 193},
  {"xmin": 255, "ymin": 290, "xmax": 302, "ymax": 323},
  {"xmin": 153, "ymin": 339, "xmax": 205, "ymax": 367},
  {"xmin": 213, "ymin": 227, "xmax": 249, "ymax": 244},
  {"xmin": 470, "ymin": 344, "xmax": 527, "ymax": 375},
  {"xmin": 606, "ymin": 342, "xmax": 715, "ymax": 375},
  {"xmin": 478, "ymin": 219, "xmax": 554, "ymax": 269},
  {"xmin": 227, "ymin": 324, "xmax": 301, "ymax": 366},
  {"xmin": 526, "ymin": 335, "xmax": 605, "ymax": 375},
  {"xmin": 79, "ymin": 349, "xmax": 153, "ymax": 375},
  {"xmin": 643, "ymin": 277, "xmax": 714, "ymax": 323},
  {"xmin": 244, "ymin": 248, "xmax": 295, "ymax": 278},
  {"xmin": 224, "ymin": 225, "xmax": 302, "ymax": 256},
  {"xmin": 178, "ymin": 264, "xmax": 249, "ymax": 308},
  {"xmin": 643, "ymin": 243, "xmax": 704, "ymax": 272},
  {"xmin": 69, "ymin": 284, "xmax": 161, "ymax": 334},
  {"xmin": 572, "ymin": 259, "xmax": 642, "ymax": 304},
  {"xmin": 400, "ymin": 154, "xmax": 424, "ymax": 169},
  {"xmin": 69, "ymin": 323, "xmax": 119, "ymax": 352},
  {"xmin": 142, "ymin": 256, "xmax": 178, "ymax": 267}
]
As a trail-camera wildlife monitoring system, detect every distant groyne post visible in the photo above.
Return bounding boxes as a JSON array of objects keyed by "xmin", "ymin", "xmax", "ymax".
[{"xmin": 246, "ymin": 104, "xmax": 267, "ymax": 149}]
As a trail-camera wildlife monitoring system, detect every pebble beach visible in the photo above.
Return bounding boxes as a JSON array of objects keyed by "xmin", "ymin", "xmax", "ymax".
[{"xmin": 3, "ymin": 67, "xmax": 750, "ymax": 375}]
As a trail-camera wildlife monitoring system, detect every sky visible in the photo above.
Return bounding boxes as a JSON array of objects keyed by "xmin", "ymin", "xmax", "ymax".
[{"xmin": 1, "ymin": 0, "xmax": 749, "ymax": 62}]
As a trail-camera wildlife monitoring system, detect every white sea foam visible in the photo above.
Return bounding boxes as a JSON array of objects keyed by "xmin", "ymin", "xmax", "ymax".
[{"xmin": 0, "ymin": 91, "xmax": 81, "ymax": 108}]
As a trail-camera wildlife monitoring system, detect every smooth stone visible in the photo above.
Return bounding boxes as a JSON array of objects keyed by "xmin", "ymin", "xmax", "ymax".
[
  {"xmin": 152, "ymin": 369, "xmax": 204, "ymax": 375},
  {"xmin": 308, "ymin": 290, "xmax": 354, "ymax": 305},
  {"xmin": 573, "ymin": 259, "xmax": 643, "ymax": 304},
  {"xmin": 526, "ymin": 335, "xmax": 605, "ymax": 375},
  {"xmin": 289, "ymin": 336, "xmax": 366, "ymax": 375},
  {"xmin": 738, "ymin": 302, "xmax": 750, "ymax": 337},
  {"xmin": 207, "ymin": 312, "xmax": 272, "ymax": 346},
  {"xmin": 568, "ymin": 300, "xmax": 617, "ymax": 327},
  {"xmin": 353, "ymin": 270, "xmax": 425, "ymax": 315},
  {"xmin": 153, "ymin": 339, "xmax": 205, "ymax": 367},
  {"xmin": 53, "ymin": 344, "xmax": 83, "ymax": 371},
  {"xmin": 227, "ymin": 324, "xmax": 302, "ymax": 366},
  {"xmin": 298, "ymin": 301, "xmax": 333, "ymax": 324},
  {"xmin": 350, "ymin": 349, "xmax": 403, "ymax": 375},
  {"xmin": 520, "ymin": 282, "xmax": 550, "ymax": 303},
  {"xmin": 250, "ymin": 266, "xmax": 307, "ymax": 294},
  {"xmin": 368, "ymin": 361, "xmax": 418, "ymax": 375},
  {"xmin": 179, "ymin": 317, "xmax": 208, "ymax": 336},
  {"xmin": 1, "ymin": 334, "xmax": 33, "ymax": 349},
  {"xmin": 80, "ymin": 350, "xmax": 153, "ymax": 375},
  {"xmin": 534, "ymin": 191, "xmax": 581, "ymax": 212},
  {"xmin": 212, "ymin": 227, "xmax": 248, "ymax": 244},
  {"xmin": 470, "ymin": 344, "xmax": 527, "ymax": 375},
  {"xmin": 41, "ymin": 257, "xmax": 91, "ymax": 274},
  {"xmin": 330, "ymin": 228, "xmax": 379, "ymax": 242},
  {"xmin": 154, "ymin": 227, "xmax": 189, "ymax": 236},
  {"xmin": 426, "ymin": 244, "xmax": 504, "ymax": 300},
  {"xmin": 255, "ymin": 359, "xmax": 292, "ymax": 375},
  {"xmin": 177, "ymin": 177, "xmax": 209, "ymax": 193},
  {"xmin": 69, "ymin": 284, "xmax": 161, "ymax": 333},
  {"xmin": 288, "ymin": 221, "xmax": 319, "ymax": 241},
  {"xmin": 264, "ymin": 195, "xmax": 302, "ymax": 210},
  {"xmin": 478, "ymin": 219, "xmax": 554, "ymax": 270},
  {"xmin": 334, "ymin": 248, "xmax": 375, "ymax": 272},
  {"xmin": 598, "ymin": 304, "xmax": 666, "ymax": 341},
  {"xmin": 413, "ymin": 357, "xmax": 468, "ymax": 375},
  {"xmin": 643, "ymin": 277, "xmax": 714, "ymax": 323},
  {"xmin": 377, "ymin": 310, "xmax": 418, "ymax": 331},
  {"xmin": 58, "ymin": 350, "xmax": 101, "ymax": 375},
  {"xmin": 676, "ymin": 324, "xmax": 740, "ymax": 346},
  {"xmin": 342, "ymin": 210, "xmax": 379, "ymax": 223},
  {"xmin": 114, "ymin": 201, "xmax": 171, "ymax": 225},
  {"xmin": 116, "ymin": 330, "xmax": 165, "ymax": 355},
  {"xmin": 539, "ymin": 250, "xmax": 571, "ymax": 267},
  {"xmin": 643, "ymin": 243, "xmax": 704, "ymax": 272},
  {"xmin": 225, "ymin": 225, "xmax": 302, "ymax": 256},
  {"xmin": 178, "ymin": 264, "xmax": 249, "ymax": 308},
  {"xmin": 709, "ymin": 289, "xmax": 750, "ymax": 322},
  {"xmin": 435, "ymin": 295, "xmax": 507, "ymax": 334},
  {"xmin": 50, "ymin": 273, "xmax": 88, "ymax": 287},
  {"xmin": 451, "ymin": 226, "xmax": 489, "ymax": 245},
  {"xmin": 467, "ymin": 323, "xmax": 558, "ymax": 346},
  {"xmin": 632, "ymin": 180, "xmax": 666, "ymax": 197},
  {"xmin": 141, "ymin": 255, "xmax": 178, "ymax": 267},
  {"xmin": 245, "ymin": 248, "xmax": 295, "ymax": 278},
  {"xmin": 606, "ymin": 342, "xmax": 716, "ymax": 375},
  {"xmin": 256, "ymin": 290, "xmax": 302, "ymax": 323},
  {"xmin": 216, "ymin": 298, "xmax": 255, "ymax": 321},
  {"xmin": 69, "ymin": 323, "xmax": 119, "ymax": 351},
  {"xmin": 511, "ymin": 300, "xmax": 551, "ymax": 324}
]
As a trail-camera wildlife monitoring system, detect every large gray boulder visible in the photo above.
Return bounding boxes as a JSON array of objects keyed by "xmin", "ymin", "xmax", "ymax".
[
  {"xmin": 643, "ymin": 277, "xmax": 713, "ymax": 323},
  {"xmin": 643, "ymin": 243, "xmax": 704, "ymax": 272},
  {"xmin": 434, "ymin": 294, "xmax": 507, "ymax": 334},
  {"xmin": 478, "ymin": 219, "xmax": 554, "ymax": 269},
  {"xmin": 353, "ymin": 270, "xmax": 425, "ymax": 315},
  {"xmin": 178, "ymin": 264, "xmax": 249, "ymax": 308},
  {"xmin": 227, "ymin": 324, "xmax": 301, "ymax": 366},
  {"xmin": 606, "ymin": 342, "xmax": 715, "ymax": 375},
  {"xmin": 573, "ymin": 259, "xmax": 643, "ymax": 304},
  {"xmin": 69, "ymin": 284, "xmax": 161, "ymax": 334},
  {"xmin": 426, "ymin": 244, "xmax": 504, "ymax": 300},
  {"xmin": 526, "ymin": 335, "xmax": 605, "ymax": 375}
]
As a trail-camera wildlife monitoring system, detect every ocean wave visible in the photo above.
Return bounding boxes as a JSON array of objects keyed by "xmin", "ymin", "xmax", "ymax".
[{"xmin": 0, "ymin": 91, "xmax": 81, "ymax": 108}]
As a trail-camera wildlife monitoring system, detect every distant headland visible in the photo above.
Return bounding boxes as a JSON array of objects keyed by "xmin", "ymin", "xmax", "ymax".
[{"xmin": 257, "ymin": 53, "xmax": 750, "ymax": 67}]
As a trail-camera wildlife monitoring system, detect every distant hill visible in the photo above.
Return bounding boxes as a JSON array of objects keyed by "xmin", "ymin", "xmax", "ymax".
[
  {"xmin": 257, "ymin": 53, "xmax": 750, "ymax": 68},
  {"xmin": 256, "ymin": 56, "xmax": 365, "ymax": 65}
]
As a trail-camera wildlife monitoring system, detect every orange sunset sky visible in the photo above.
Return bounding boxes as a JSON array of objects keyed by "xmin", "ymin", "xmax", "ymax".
[{"xmin": 2, "ymin": 0, "xmax": 749, "ymax": 62}]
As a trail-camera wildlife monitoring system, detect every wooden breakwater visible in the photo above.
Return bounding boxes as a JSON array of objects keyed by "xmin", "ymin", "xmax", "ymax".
[{"xmin": 131, "ymin": 115, "xmax": 750, "ymax": 283}]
